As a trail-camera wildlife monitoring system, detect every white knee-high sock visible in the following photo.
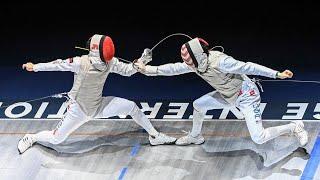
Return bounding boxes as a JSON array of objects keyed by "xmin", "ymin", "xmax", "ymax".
[
  {"xmin": 259, "ymin": 123, "xmax": 296, "ymax": 143},
  {"xmin": 190, "ymin": 109, "xmax": 205, "ymax": 137},
  {"xmin": 34, "ymin": 130, "xmax": 55, "ymax": 143},
  {"xmin": 130, "ymin": 105, "xmax": 159, "ymax": 137}
]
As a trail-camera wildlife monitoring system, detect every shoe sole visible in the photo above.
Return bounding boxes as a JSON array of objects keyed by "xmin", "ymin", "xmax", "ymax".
[
  {"xmin": 17, "ymin": 146, "xmax": 22, "ymax": 154},
  {"xmin": 150, "ymin": 139, "xmax": 177, "ymax": 146},
  {"xmin": 175, "ymin": 140, "xmax": 205, "ymax": 146},
  {"xmin": 17, "ymin": 139, "xmax": 23, "ymax": 154}
]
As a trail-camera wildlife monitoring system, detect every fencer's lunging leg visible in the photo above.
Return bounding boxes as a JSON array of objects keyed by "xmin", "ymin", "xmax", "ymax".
[
  {"xmin": 176, "ymin": 91, "xmax": 230, "ymax": 145},
  {"xmin": 130, "ymin": 104, "xmax": 159, "ymax": 137},
  {"xmin": 35, "ymin": 101, "xmax": 88, "ymax": 144},
  {"xmin": 18, "ymin": 100, "xmax": 88, "ymax": 153},
  {"xmin": 191, "ymin": 91, "xmax": 230, "ymax": 137},
  {"xmin": 175, "ymin": 109, "xmax": 206, "ymax": 145},
  {"xmin": 238, "ymin": 81, "xmax": 308, "ymax": 146},
  {"xmin": 190, "ymin": 109, "xmax": 205, "ymax": 137},
  {"xmin": 129, "ymin": 104, "xmax": 177, "ymax": 145},
  {"xmin": 97, "ymin": 97, "xmax": 176, "ymax": 145},
  {"xmin": 241, "ymin": 105, "xmax": 308, "ymax": 146},
  {"xmin": 241, "ymin": 107, "xmax": 295, "ymax": 144},
  {"xmin": 97, "ymin": 97, "xmax": 158, "ymax": 136}
]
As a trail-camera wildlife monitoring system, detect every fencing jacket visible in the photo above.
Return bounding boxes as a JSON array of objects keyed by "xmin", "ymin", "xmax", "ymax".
[
  {"xmin": 34, "ymin": 55, "xmax": 137, "ymax": 116},
  {"xmin": 143, "ymin": 51, "xmax": 278, "ymax": 104}
]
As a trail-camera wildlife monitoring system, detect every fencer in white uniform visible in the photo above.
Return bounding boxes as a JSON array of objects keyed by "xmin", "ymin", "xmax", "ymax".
[
  {"xmin": 18, "ymin": 34, "xmax": 176, "ymax": 154},
  {"xmin": 134, "ymin": 38, "xmax": 308, "ymax": 146}
]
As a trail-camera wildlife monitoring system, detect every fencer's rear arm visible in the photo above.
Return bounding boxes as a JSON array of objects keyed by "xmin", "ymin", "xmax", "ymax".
[
  {"xmin": 33, "ymin": 57, "xmax": 81, "ymax": 73},
  {"xmin": 218, "ymin": 57, "xmax": 279, "ymax": 78},
  {"xmin": 143, "ymin": 62, "xmax": 193, "ymax": 76}
]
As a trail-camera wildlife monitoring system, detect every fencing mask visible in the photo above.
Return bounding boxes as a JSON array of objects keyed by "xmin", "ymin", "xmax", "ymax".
[
  {"xmin": 87, "ymin": 34, "xmax": 115, "ymax": 63},
  {"xmin": 181, "ymin": 38, "xmax": 209, "ymax": 73}
]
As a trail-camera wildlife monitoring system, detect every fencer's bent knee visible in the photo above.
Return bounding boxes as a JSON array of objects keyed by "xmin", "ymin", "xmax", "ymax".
[
  {"xmin": 126, "ymin": 100, "xmax": 138, "ymax": 115},
  {"xmin": 193, "ymin": 99, "xmax": 206, "ymax": 112},
  {"xmin": 251, "ymin": 137, "xmax": 264, "ymax": 145},
  {"xmin": 51, "ymin": 136, "xmax": 66, "ymax": 145},
  {"xmin": 250, "ymin": 132, "xmax": 266, "ymax": 145}
]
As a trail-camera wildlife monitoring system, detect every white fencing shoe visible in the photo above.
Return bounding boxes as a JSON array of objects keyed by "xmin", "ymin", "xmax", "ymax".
[
  {"xmin": 176, "ymin": 133, "xmax": 205, "ymax": 146},
  {"xmin": 291, "ymin": 120, "xmax": 308, "ymax": 147},
  {"xmin": 149, "ymin": 133, "xmax": 176, "ymax": 145},
  {"xmin": 18, "ymin": 134, "xmax": 36, "ymax": 154}
]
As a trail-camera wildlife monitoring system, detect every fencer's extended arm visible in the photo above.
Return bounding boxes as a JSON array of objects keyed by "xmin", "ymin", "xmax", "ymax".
[
  {"xmin": 33, "ymin": 57, "xmax": 81, "ymax": 73},
  {"xmin": 110, "ymin": 58, "xmax": 137, "ymax": 76},
  {"xmin": 143, "ymin": 62, "xmax": 194, "ymax": 76},
  {"xmin": 218, "ymin": 57, "xmax": 278, "ymax": 78}
]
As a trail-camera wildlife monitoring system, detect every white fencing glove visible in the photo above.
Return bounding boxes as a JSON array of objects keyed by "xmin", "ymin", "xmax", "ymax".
[
  {"xmin": 139, "ymin": 48, "xmax": 152, "ymax": 64},
  {"xmin": 133, "ymin": 60, "xmax": 158, "ymax": 76}
]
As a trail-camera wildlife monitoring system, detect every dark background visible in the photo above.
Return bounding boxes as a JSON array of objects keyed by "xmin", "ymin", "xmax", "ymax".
[
  {"xmin": 0, "ymin": 1, "xmax": 319, "ymax": 119},
  {"xmin": 1, "ymin": 1, "xmax": 319, "ymax": 70}
]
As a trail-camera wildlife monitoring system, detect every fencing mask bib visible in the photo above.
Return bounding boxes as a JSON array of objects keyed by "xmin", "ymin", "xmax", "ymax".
[{"xmin": 181, "ymin": 38, "xmax": 209, "ymax": 73}]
